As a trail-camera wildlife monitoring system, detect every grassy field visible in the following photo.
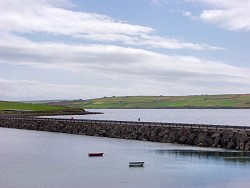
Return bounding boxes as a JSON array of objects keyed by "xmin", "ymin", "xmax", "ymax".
[
  {"xmin": 0, "ymin": 101, "xmax": 68, "ymax": 111},
  {"xmin": 0, "ymin": 101, "xmax": 89, "ymax": 116},
  {"xmin": 50, "ymin": 94, "xmax": 250, "ymax": 109}
]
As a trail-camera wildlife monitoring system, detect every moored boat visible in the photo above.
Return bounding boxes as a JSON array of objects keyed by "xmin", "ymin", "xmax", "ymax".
[
  {"xmin": 129, "ymin": 162, "xmax": 144, "ymax": 167},
  {"xmin": 88, "ymin": 152, "xmax": 103, "ymax": 157}
]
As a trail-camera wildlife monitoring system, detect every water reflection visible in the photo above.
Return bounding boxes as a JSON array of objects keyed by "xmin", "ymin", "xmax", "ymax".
[{"xmin": 154, "ymin": 149, "xmax": 250, "ymax": 165}]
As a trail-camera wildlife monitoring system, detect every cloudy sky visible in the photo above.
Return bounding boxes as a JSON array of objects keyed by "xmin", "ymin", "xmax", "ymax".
[{"xmin": 1, "ymin": 0, "xmax": 250, "ymax": 101}]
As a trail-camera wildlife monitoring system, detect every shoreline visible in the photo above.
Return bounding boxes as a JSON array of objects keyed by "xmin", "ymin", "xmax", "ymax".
[
  {"xmin": 82, "ymin": 107, "xmax": 250, "ymax": 109},
  {"xmin": 0, "ymin": 110, "xmax": 102, "ymax": 117}
]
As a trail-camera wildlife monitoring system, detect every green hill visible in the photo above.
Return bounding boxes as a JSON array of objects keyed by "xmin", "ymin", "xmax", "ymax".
[
  {"xmin": 0, "ymin": 101, "xmax": 68, "ymax": 111},
  {"xmin": 50, "ymin": 94, "xmax": 250, "ymax": 109},
  {"xmin": 0, "ymin": 101, "xmax": 85, "ymax": 116}
]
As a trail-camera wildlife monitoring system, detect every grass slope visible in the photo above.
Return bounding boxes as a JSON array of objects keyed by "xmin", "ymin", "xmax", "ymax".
[
  {"xmin": 52, "ymin": 94, "xmax": 250, "ymax": 109},
  {"xmin": 0, "ymin": 101, "xmax": 68, "ymax": 111}
]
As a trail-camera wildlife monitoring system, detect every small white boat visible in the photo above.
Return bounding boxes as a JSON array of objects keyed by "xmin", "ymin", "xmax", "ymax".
[{"xmin": 129, "ymin": 162, "xmax": 144, "ymax": 167}]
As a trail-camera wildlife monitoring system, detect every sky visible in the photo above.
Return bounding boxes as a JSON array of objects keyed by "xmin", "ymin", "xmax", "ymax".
[{"xmin": 1, "ymin": 0, "xmax": 250, "ymax": 101}]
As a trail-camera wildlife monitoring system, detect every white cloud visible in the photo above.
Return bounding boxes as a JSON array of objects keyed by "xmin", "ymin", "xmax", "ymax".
[
  {"xmin": 0, "ymin": 32, "xmax": 250, "ymax": 100},
  {"xmin": 1, "ymin": 73, "xmax": 249, "ymax": 101},
  {"xmin": 0, "ymin": 78, "xmax": 121, "ymax": 100},
  {"xmin": 182, "ymin": 11, "xmax": 197, "ymax": 20},
  {"xmin": 188, "ymin": 0, "xmax": 250, "ymax": 31},
  {"xmin": 0, "ymin": 32, "xmax": 238, "ymax": 77},
  {"xmin": 0, "ymin": 0, "xmax": 249, "ymax": 100},
  {"xmin": 77, "ymin": 33, "xmax": 223, "ymax": 50},
  {"xmin": 0, "ymin": 0, "xmax": 152, "ymax": 36},
  {"xmin": 128, "ymin": 34, "xmax": 224, "ymax": 50},
  {"xmin": 0, "ymin": 0, "xmax": 221, "ymax": 50}
]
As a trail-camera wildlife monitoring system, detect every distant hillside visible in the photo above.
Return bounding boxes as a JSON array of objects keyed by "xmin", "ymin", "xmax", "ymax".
[
  {"xmin": 49, "ymin": 94, "xmax": 250, "ymax": 109},
  {"xmin": 0, "ymin": 101, "xmax": 67, "ymax": 111},
  {"xmin": 0, "ymin": 101, "xmax": 86, "ymax": 116}
]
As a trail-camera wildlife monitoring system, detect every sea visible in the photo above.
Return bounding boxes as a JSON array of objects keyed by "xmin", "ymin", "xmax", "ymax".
[
  {"xmin": 1, "ymin": 109, "xmax": 250, "ymax": 188},
  {"xmin": 53, "ymin": 109, "xmax": 250, "ymax": 126}
]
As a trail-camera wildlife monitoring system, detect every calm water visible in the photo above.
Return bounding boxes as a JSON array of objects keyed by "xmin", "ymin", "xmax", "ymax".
[
  {"xmin": 1, "ymin": 127, "xmax": 250, "ymax": 188},
  {"xmin": 52, "ymin": 109, "xmax": 250, "ymax": 126}
]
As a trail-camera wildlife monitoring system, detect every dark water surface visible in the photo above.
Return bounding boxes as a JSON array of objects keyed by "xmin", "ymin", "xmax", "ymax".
[
  {"xmin": 1, "ymin": 127, "xmax": 250, "ymax": 188},
  {"xmin": 53, "ymin": 109, "xmax": 250, "ymax": 126}
]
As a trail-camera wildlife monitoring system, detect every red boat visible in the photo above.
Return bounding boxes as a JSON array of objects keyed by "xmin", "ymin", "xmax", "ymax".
[{"xmin": 88, "ymin": 153, "xmax": 104, "ymax": 157}]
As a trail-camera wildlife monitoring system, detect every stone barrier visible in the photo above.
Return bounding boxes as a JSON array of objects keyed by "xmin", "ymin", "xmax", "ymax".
[{"xmin": 0, "ymin": 117, "xmax": 249, "ymax": 151}]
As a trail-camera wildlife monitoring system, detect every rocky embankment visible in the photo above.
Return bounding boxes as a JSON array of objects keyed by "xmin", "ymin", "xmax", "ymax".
[{"xmin": 0, "ymin": 118, "xmax": 250, "ymax": 151}]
